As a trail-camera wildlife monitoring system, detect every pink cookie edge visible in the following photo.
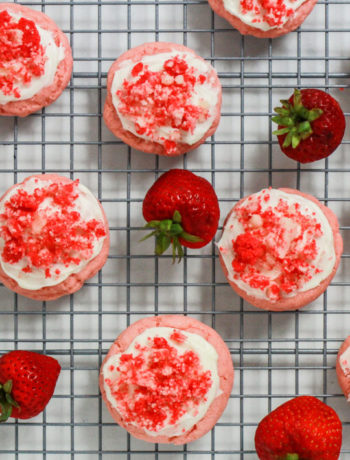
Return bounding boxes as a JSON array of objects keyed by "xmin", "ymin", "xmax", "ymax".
[
  {"xmin": 0, "ymin": 174, "xmax": 110, "ymax": 301},
  {"xmin": 0, "ymin": 3, "xmax": 73, "ymax": 117},
  {"xmin": 103, "ymin": 42, "xmax": 222, "ymax": 157},
  {"xmin": 99, "ymin": 315, "xmax": 234, "ymax": 444},
  {"xmin": 218, "ymin": 188, "xmax": 343, "ymax": 311},
  {"xmin": 207, "ymin": 0, "xmax": 319, "ymax": 38},
  {"xmin": 336, "ymin": 335, "xmax": 350, "ymax": 402}
]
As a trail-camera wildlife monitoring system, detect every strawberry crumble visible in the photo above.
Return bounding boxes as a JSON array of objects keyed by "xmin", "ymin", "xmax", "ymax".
[
  {"xmin": 105, "ymin": 43, "xmax": 221, "ymax": 156},
  {"xmin": 0, "ymin": 176, "xmax": 107, "ymax": 291},
  {"xmin": 0, "ymin": 10, "xmax": 47, "ymax": 99},
  {"xmin": 0, "ymin": 4, "xmax": 69, "ymax": 114},
  {"xmin": 239, "ymin": 0, "xmax": 294, "ymax": 27},
  {"xmin": 115, "ymin": 55, "xmax": 211, "ymax": 155},
  {"xmin": 105, "ymin": 332, "xmax": 212, "ymax": 432},
  {"xmin": 218, "ymin": 189, "xmax": 337, "ymax": 304},
  {"xmin": 102, "ymin": 326, "xmax": 221, "ymax": 437},
  {"xmin": 222, "ymin": 0, "xmax": 308, "ymax": 31}
]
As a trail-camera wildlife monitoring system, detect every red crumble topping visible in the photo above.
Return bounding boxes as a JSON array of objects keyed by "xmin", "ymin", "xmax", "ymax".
[
  {"xmin": 106, "ymin": 333, "xmax": 212, "ymax": 432},
  {"xmin": 0, "ymin": 11, "xmax": 47, "ymax": 98},
  {"xmin": 231, "ymin": 192, "xmax": 324, "ymax": 300},
  {"xmin": 170, "ymin": 329, "xmax": 187, "ymax": 343},
  {"xmin": 0, "ymin": 179, "xmax": 106, "ymax": 276},
  {"xmin": 116, "ymin": 55, "xmax": 211, "ymax": 155},
  {"xmin": 240, "ymin": 0, "xmax": 294, "ymax": 27}
]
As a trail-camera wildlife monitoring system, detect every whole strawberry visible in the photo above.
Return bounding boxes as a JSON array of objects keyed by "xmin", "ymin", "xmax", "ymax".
[
  {"xmin": 255, "ymin": 396, "xmax": 342, "ymax": 460},
  {"xmin": 142, "ymin": 169, "xmax": 220, "ymax": 261},
  {"xmin": 273, "ymin": 89, "xmax": 345, "ymax": 163},
  {"xmin": 0, "ymin": 350, "xmax": 61, "ymax": 421}
]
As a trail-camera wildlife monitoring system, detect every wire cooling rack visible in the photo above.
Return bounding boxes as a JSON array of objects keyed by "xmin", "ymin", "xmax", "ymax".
[{"xmin": 0, "ymin": 0, "xmax": 350, "ymax": 458}]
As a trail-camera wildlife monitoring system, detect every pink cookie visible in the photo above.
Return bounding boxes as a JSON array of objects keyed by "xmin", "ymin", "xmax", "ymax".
[
  {"xmin": 100, "ymin": 315, "xmax": 234, "ymax": 444},
  {"xmin": 218, "ymin": 188, "xmax": 343, "ymax": 311},
  {"xmin": 103, "ymin": 42, "xmax": 222, "ymax": 156},
  {"xmin": 0, "ymin": 3, "xmax": 73, "ymax": 117},
  {"xmin": 0, "ymin": 174, "xmax": 110, "ymax": 301},
  {"xmin": 207, "ymin": 0, "xmax": 318, "ymax": 38},
  {"xmin": 336, "ymin": 336, "xmax": 350, "ymax": 402}
]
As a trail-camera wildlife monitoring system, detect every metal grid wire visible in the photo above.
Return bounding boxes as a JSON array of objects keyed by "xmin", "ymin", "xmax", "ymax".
[{"xmin": 0, "ymin": 0, "xmax": 350, "ymax": 458}]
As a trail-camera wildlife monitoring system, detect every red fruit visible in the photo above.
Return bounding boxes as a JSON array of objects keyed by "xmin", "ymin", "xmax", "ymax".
[
  {"xmin": 142, "ymin": 169, "xmax": 220, "ymax": 261},
  {"xmin": 273, "ymin": 89, "xmax": 345, "ymax": 163},
  {"xmin": 0, "ymin": 350, "xmax": 61, "ymax": 421},
  {"xmin": 255, "ymin": 396, "xmax": 342, "ymax": 460}
]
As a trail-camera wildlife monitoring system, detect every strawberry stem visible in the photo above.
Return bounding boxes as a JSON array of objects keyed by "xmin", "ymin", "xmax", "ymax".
[
  {"xmin": 141, "ymin": 210, "xmax": 203, "ymax": 263},
  {"xmin": 282, "ymin": 455, "xmax": 299, "ymax": 460},
  {"xmin": 272, "ymin": 89, "xmax": 323, "ymax": 148},
  {"xmin": 0, "ymin": 379, "xmax": 20, "ymax": 422}
]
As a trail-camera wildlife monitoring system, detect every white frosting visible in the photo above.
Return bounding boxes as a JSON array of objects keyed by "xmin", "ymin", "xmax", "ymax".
[
  {"xmin": 223, "ymin": 0, "xmax": 308, "ymax": 31},
  {"xmin": 102, "ymin": 327, "xmax": 220, "ymax": 437},
  {"xmin": 111, "ymin": 51, "xmax": 219, "ymax": 146},
  {"xmin": 218, "ymin": 189, "xmax": 336, "ymax": 301},
  {"xmin": 0, "ymin": 12, "xmax": 65, "ymax": 104},
  {"xmin": 0, "ymin": 177, "xmax": 106, "ymax": 290}
]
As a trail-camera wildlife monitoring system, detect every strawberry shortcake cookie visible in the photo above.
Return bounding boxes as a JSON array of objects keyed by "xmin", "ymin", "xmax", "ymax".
[
  {"xmin": 0, "ymin": 3, "xmax": 73, "ymax": 117},
  {"xmin": 103, "ymin": 42, "xmax": 222, "ymax": 156},
  {"xmin": 218, "ymin": 188, "xmax": 342, "ymax": 311},
  {"xmin": 100, "ymin": 315, "xmax": 234, "ymax": 444},
  {"xmin": 336, "ymin": 336, "xmax": 350, "ymax": 402},
  {"xmin": 0, "ymin": 174, "xmax": 109, "ymax": 300},
  {"xmin": 207, "ymin": 0, "xmax": 318, "ymax": 38}
]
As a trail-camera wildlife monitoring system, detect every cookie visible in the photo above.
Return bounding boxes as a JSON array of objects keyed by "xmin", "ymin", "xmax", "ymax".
[
  {"xmin": 208, "ymin": 0, "xmax": 318, "ymax": 38},
  {"xmin": 0, "ymin": 3, "xmax": 73, "ymax": 117},
  {"xmin": 218, "ymin": 188, "xmax": 342, "ymax": 311},
  {"xmin": 0, "ymin": 174, "xmax": 109, "ymax": 300},
  {"xmin": 103, "ymin": 42, "xmax": 222, "ymax": 156},
  {"xmin": 100, "ymin": 315, "xmax": 234, "ymax": 444},
  {"xmin": 336, "ymin": 336, "xmax": 350, "ymax": 402}
]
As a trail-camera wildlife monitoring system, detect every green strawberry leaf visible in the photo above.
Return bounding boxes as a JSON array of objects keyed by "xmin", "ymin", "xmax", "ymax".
[
  {"xmin": 144, "ymin": 220, "xmax": 160, "ymax": 228},
  {"xmin": 291, "ymin": 134, "xmax": 301, "ymax": 149},
  {"xmin": 181, "ymin": 231, "xmax": 203, "ymax": 243},
  {"xmin": 308, "ymin": 108, "xmax": 323, "ymax": 121},
  {"xmin": 274, "ymin": 107, "xmax": 290, "ymax": 116},
  {"xmin": 5, "ymin": 393, "xmax": 19, "ymax": 408},
  {"xmin": 155, "ymin": 234, "xmax": 171, "ymax": 255},
  {"xmin": 3, "ymin": 381, "xmax": 12, "ymax": 393},
  {"xmin": 173, "ymin": 238, "xmax": 184, "ymax": 263},
  {"xmin": 297, "ymin": 121, "xmax": 311, "ymax": 133},
  {"xmin": 283, "ymin": 131, "xmax": 294, "ymax": 148},
  {"xmin": 0, "ymin": 380, "xmax": 18, "ymax": 423},
  {"xmin": 159, "ymin": 219, "xmax": 172, "ymax": 232},
  {"xmin": 171, "ymin": 223, "xmax": 183, "ymax": 236},
  {"xmin": 141, "ymin": 210, "xmax": 203, "ymax": 261},
  {"xmin": 173, "ymin": 210, "xmax": 182, "ymax": 223},
  {"xmin": 272, "ymin": 127, "xmax": 290, "ymax": 136},
  {"xmin": 139, "ymin": 230, "xmax": 157, "ymax": 242},
  {"xmin": 272, "ymin": 89, "xmax": 323, "ymax": 150}
]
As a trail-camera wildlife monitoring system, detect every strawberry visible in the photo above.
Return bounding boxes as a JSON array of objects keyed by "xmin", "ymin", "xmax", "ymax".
[
  {"xmin": 0, "ymin": 350, "xmax": 61, "ymax": 421},
  {"xmin": 142, "ymin": 169, "xmax": 220, "ymax": 261},
  {"xmin": 255, "ymin": 396, "xmax": 342, "ymax": 460},
  {"xmin": 272, "ymin": 89, "xmax": 345, "ymax": 163}
]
